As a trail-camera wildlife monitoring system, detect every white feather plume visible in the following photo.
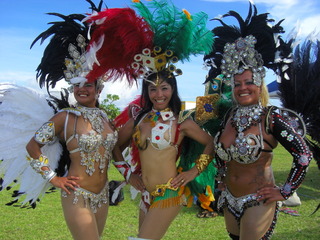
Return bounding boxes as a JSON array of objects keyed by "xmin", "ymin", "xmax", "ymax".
[{"xmin": 0, "ymin": 83, "xmax": 62, "ymax": 205}]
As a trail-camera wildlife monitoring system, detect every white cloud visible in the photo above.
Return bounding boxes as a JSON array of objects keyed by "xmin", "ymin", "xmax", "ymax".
[
  {"xmin": 204, "ymin": 0, "xmax": 320, "ymax": 38},
  {"xmin": 100, "ymin": 80, "xmax": 140, "ymax": 110}
]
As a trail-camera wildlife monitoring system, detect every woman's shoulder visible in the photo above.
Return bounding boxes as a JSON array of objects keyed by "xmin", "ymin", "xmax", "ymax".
[
  {"xmin": 265, "ymin": 105, "xmax": 306, "ymax": 137},
  {"xmin": 59, "ymin": 107, "xmax": 82, "ymax": 116}
]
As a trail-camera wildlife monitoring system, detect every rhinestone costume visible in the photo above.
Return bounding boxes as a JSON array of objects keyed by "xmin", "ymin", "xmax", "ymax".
[
  {"xmin": 62, "ymin": 181, "xmax": 109, "ymax": 213},
  {"xmin": 218, "ymin": 188, "xmax": 279, "ymax": 240},
  {"xmin": 214, "ymin": 105, "xmax": 266, "ymax": 164},
  {"xmin": 63, "ymin": 105, "xmax": 118, "ymax": 176},
  {"xmin": 214, "ymin": 106, "xmax": 312, "ymax": 199}
]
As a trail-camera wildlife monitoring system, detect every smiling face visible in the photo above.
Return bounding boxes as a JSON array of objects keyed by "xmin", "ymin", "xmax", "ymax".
[
  {"xmin": 73, "ymin": 82, "xmax": 99, "ymax": 107},
  {"xmin": 233, "ymin": 70, "xmax": 261, "ymax": 106},
  {"xmin": 147, "ymin": 79, "xmax": 173, "ymax": 111}
]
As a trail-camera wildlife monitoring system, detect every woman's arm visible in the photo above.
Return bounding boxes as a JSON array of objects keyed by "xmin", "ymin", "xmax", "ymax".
[
  {"xmin": 171, "ymin": 119, "xmax": 215, "ymax": 187},
  {"xmin": 26, "ymin": 112, "xmax": 79, "ymax": 194},
  {"xmin": 112, "ymin": 118, "xmax": 145, "ymax": 191},
  {"xmin": 257, "ymin": 108, "xmax": 312, "ymax": 203}
]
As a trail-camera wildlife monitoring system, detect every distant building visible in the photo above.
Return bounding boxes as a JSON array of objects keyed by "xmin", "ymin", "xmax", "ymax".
[{"xmin": 181, "ymin": 101, "xmax": 196, "ymax": 110}]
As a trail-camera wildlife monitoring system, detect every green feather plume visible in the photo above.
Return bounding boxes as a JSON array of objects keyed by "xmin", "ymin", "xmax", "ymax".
[{"xmin": 132, "ymin": 0, "xmax": 214, "ymax": 62}]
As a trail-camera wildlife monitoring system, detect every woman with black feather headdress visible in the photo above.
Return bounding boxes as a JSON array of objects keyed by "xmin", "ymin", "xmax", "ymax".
[
  {"xmin": 0, "ymin": 1, "xmax": 154, "ymax": 239},
  {"xmin": 204, "ymin": 2, "xmax": 313, "ymax": 239}
]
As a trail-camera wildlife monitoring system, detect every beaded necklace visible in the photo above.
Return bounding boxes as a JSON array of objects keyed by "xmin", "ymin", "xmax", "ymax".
[
  {"xmin": 76, "ymin": 104, "xmax": 108, "ymax": 133},
  {"xmin": 143, "ymin": 108, "xmax": 174, "ymax": 127},
  {"xmin": 231, "ymin": 104, "xmax": 265, "ymax": 133}
]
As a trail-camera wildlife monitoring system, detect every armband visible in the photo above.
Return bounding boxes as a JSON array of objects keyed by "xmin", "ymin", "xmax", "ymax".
[
  {"xmin": 27, "ymin": 154, "xmax": 57, "ymax": 182},
  {"xmin": 34, "ymin": 121, "xmax": 55, "ymax": 144},
  {"xmin": 113, "ymin": 161, "xmax": 132, "ymax": 182},
  {"xmin": 195, "ymin": 154, "xmax": 213, "ymax": 174}
]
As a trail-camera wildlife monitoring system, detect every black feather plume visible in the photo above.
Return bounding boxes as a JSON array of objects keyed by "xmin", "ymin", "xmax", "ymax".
[
  {"xmin": 30, "ymin": 1, "xmax": 105, "ymax": 93},
  {"xmin": 278, "ymin": 39, "xmax": 320, "ymax": 168},
  {"xmin": 204, "ymin": 2, "xmax": 289, "ymax": 82},
  {"xmin": 30, "ymin": 13, "xmax": 88, "ymax": 92}
]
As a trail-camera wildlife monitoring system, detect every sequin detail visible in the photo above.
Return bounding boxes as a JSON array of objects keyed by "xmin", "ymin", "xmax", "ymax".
[
  {"xmin": 76, "ymin": 131, "xmax": 118, "ymax": 176},
  {"xmin": 62, "ymin": 182, "xmax": 108, "ymax": 213},
  {"xmin": 214, "ymin": 124, "xmax": 264, "ymax": 164},
  {"xmin": 76, "ymin": 104, "xmax": 108, "ymax": 134},
  {"xmin": 231, "ymin": 104, "xmax": 264, "ymax": 132},
  {"xmin": 34, "ymin": 121, "xmax": 56, "ymax": 144}
]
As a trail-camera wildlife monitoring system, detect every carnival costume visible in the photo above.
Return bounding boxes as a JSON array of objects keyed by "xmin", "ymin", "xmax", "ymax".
[
  {"xmin": 0, "ymin": 0, "xmax": 152, "ymax": 213},
  {"xmin": 203, "ymin": 3, "xmax": 314, "ymax": 239},
  {"xmin": 113, "ymin": 0, "xmax": 215, "ymax": 220}
]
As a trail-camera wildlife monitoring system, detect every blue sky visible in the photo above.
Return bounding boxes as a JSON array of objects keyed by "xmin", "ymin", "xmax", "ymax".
[{"xmin": 1, "ymin": 0, "xmax": 320, "ymax": 108}]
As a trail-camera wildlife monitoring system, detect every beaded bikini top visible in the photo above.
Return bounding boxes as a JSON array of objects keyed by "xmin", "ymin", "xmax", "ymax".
[
  {"xmin": 214, "ymin": 104, "xmax": 269, "ymax": 164},
  {"xmin": 133, "ymin": 108, "xmax": 178, "ymax": 151},
  {"xmin": 63, "ymin": 105, "xmax": 118, "ymax": 176}
]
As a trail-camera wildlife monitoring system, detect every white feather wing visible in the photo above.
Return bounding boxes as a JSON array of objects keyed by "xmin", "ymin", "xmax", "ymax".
[{"xmin": 0, "ymin": 83, "xmax": 62, "ymax": 205}]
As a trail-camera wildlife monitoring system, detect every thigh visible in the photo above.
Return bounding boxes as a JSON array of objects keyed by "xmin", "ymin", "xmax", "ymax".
[
  {"xmin": 223, "ymin": 207, "xmax": 240, "ymax": 237},
  {"xmin": 61, "ymin": 193, "xmax": 101, "ymax": 240},
  {"xmin": 94, "ymin": 202, "xmax": 109, "ymax": 237},
  {"xmin": 138, "ymin": 205, "xmax": 182, "ymax": 240},
  {"xmin": 240, "ymin": 202, "xmax": 277, "ymax": 240}
]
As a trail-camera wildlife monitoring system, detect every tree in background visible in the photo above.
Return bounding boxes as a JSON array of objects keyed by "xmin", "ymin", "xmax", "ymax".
[{"xmin": 100, "ymin": 94, "xmax": 120, "ymax": 120}]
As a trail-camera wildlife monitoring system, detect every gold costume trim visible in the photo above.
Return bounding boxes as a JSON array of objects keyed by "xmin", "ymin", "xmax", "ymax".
[
  {"xmin": 195, "ymin": 154, "xmax": 213, "ymax": 174},
  {"xmin": 150, "ymin": 178, "xmax": 178, "ymax": 197}
]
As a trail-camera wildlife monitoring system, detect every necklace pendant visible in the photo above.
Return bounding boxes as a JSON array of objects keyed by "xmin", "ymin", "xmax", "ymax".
[{"xmin": 232, "ymin": 104, "xmax": 264, "ymax": 133}]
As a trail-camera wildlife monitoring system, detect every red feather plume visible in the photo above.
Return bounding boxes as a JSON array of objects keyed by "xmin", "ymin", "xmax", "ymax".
[{"xmin": 84, "ymin": 8, "xmax": 154, "ymax": 84}]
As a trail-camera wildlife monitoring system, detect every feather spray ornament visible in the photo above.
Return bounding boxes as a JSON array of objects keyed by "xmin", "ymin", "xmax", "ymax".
[
  {"xmin": 204, "ymin": 2, "xmax": 291, "ymax": 84},
  {"xmin": 278, "ymin": 38, "xmax": 320, "ymax": 168},
  {"xmin": 31, "ymin": 0, "xmax": 154, "ymax": 92},
  {"xmin": 84, "ymin": 8, "xmax": 154, "ymax": 84},
  {"xmin": 30, "ymin": 12, "xmax": 90, "ymax": 91},
  {"xmin": 131, "ymin": 0, "xmax": 214, "ymax": 79}
]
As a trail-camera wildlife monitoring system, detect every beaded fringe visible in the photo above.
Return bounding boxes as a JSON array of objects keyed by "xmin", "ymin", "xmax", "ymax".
[{"xmin": 150, "ymin": 186, "xmax": 193, "ymax": 209}]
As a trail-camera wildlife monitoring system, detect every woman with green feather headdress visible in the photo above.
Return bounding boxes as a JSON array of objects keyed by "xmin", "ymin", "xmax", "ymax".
[{"xmin": 112, "ymin": 0, "xmax": 215, "ymax": 239}]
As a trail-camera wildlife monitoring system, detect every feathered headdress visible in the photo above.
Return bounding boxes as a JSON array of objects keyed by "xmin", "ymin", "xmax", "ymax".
[
  {"xmin": 204, "ymin": 2, "xmax": 291, "ymax": 85},
  {"xmin": 30, "ymin": 11, "xmax": 90, "ymax": 91},
  {"xmin": 131, "ymin": 0, "xmax": 214, "ymax": 81},
  {"xmin": 31, "ymin": 0, "xmax": 154, "ymax": 92}
]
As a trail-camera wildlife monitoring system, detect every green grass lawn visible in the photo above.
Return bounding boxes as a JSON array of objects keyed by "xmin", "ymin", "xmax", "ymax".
[{"xmin": 1, "ymin": 145, "xmax": 319, "ymax": 240}]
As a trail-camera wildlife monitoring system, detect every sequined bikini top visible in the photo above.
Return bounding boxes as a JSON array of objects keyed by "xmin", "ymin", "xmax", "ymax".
[
  {"xmin": 214, "ymin": 105, "xmax": 273, "ymax": 164},
  {"xmin": 133, "ymin": 109, "xmax": 179, "ymax": 151},
  {"xmin": 62, "ymin": 106, "xmax": 118, "ymax": 176}
]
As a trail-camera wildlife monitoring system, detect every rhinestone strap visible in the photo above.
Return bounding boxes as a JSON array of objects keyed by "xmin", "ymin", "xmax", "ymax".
[{"xmin": 27, "ymin": 154, "xmax": 56, "ymax": 181}]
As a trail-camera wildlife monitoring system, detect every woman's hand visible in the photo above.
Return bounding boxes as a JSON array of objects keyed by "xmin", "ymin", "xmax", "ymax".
[
  {"xmin": 50, "ymin": 176, "xmax": 80, "ymax": 194},
  {"xmin": 128, "ymin": 174, "xmax": 145, "ymax": 192},
  {"xmin": 171, "ymin": 167, "xmax": 198, "ymax": 188},
  {"xmin": 256, "ymin": 186, "xmax": 285, "ymax": 204}
]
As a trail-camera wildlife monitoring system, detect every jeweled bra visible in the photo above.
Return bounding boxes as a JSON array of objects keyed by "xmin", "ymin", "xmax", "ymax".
[
  {"xmin": 133, "ymin": 108, "xmax": 177, "ymax": 151},
  {"xmin": 214, "ymin": 104, "xmax": 266, "ymax": 164},
  {"xmin": 65, "ymin": 105, "xmax": 118, "ymax": 176}
]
